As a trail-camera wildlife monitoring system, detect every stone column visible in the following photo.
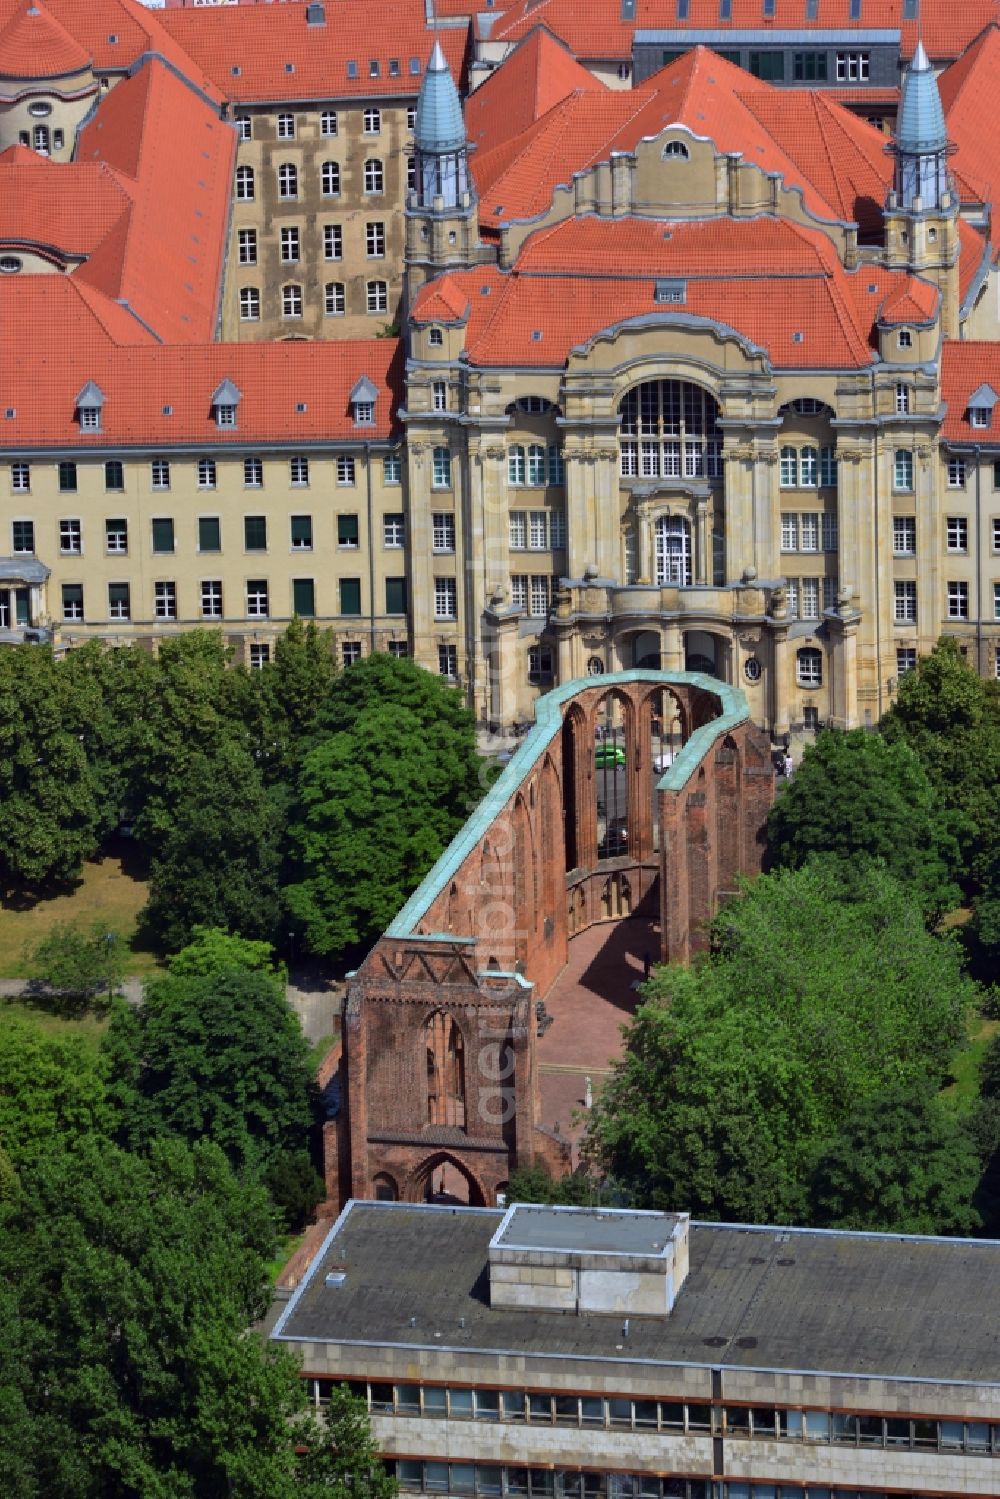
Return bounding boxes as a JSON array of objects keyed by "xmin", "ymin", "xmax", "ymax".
[
  {"xmin": 825, "ymin": 595, "xmax": 862, "ymax": 730},
  {"xmin": 695, "ymin": 498, "xmax": 709, "ymax": 585}
]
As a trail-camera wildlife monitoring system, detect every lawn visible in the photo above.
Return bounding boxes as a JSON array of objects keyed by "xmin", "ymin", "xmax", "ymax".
[
  {"xmin": 941, "ymin": 1010, "xmax": 1000, "ymax": 1108},
  {"xmin": 0, "ymin": 849, "xmax": 161, "ymax": 980},
  {"xmin": 0, "ymin": 996, "xmax": 110, "ymax": 1052}
]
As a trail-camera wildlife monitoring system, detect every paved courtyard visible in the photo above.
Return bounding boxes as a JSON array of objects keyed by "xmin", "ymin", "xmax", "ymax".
[{"xmin": 536, "ymin": 916, "xmax": 659, "ymax": 1155}]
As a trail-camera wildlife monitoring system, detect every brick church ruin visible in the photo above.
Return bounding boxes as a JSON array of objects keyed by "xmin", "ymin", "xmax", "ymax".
[{"xmin": 322, "ymin": 670, "xmax": 774, "ymax": 1210}]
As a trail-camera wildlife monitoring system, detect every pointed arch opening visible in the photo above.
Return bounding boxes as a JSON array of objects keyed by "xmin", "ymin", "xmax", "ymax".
[{"xmin": 423, "ymin": 1009, "xmax": 467, "ymax": 1128}]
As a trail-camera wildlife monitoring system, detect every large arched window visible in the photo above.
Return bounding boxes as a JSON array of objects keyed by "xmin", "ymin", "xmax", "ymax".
[
  {"xmin": 619, "ymin": 380, "xmax": 721, "ymax": 480},
  {"xmin": 655, "ymin": 515, "xmax": 692, "ymax": 586},
  {"xmin": 424, "ymin": 1011, "xmax": 466, "ymax": 1127}
]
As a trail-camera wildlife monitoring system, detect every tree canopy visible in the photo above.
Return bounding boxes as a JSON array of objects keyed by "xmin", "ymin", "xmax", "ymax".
[
  {"xmin": 104, "ymin": 966, "xmax": 315, "ymax": 1181},
  {"xmin": 587, "ymin": 862, "xmax": 974, "ymax": 1224},
  {"xmin": 766, "ymin": 728, "xmax": 962, "ymax": 914}
]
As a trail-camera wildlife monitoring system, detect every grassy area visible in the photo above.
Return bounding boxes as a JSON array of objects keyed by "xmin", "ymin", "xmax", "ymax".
[
  {"xmin": 0, "ymin": 996, "xmax": 109, "ymax": 1053},
  {"xmin": 941, "ymin": 1011, "xmax": 1000, "ymax": 1108},
  {"xmin": 309, "ymin": 1033, "xmax": 337, "ymax": 1072},
  {"xmin": 266, "ymin": 1231, "xmax": 306, "ymax": 1284},
  {"xmin": 0, "ymin": 850, "xmax": 161, "ymax": 980}
]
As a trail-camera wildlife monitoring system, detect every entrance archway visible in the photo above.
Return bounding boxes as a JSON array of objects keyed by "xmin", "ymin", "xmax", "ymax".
[
  {"xmin": 684, "ymin": 629, "xmax": 728, "ymax": 679},
  {"xmin": 629, "ymin": 629, "xmax": 661, "ymax": 669},
  {"xmin": 406, "ymin": 1152, "xmax": 486, "ymax": 1206}
]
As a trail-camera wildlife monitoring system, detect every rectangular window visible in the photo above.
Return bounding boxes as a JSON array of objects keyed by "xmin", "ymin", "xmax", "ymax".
[
  {"xmin": 11, "ymin": 462, "xmax": 30, "ymax": 492},
  {"xmin": 238, "ymin": 228, "xmax": 257, "ymax": 265},
  {"xmin": 340, "ymin": 578, "xmax": 362, "ymax": 616},
  {"xmin": 246, "ymin": 580, "xmax": 269, "ymax": 618},
  {"xmin": 240, "ymin": 288, "xmax": 260, "ymax": 321},
  {"xmin": 385, "ymin": 576, "xmax": 407, "ymax": 615},
  {"xmin": 793, "ymin": 51, "xmax": 827, "ymax": 80},
  {"xmin": 388, "ymin": 640, "xmax": 408, "ymax": 658},
  {"xmin": 198, "ymin": 516, "xmax": 221, "ymax": 553},
  {"xmin": 384, "ymin": 512, "xmax": 405, "ymax": 547},
  {"xmin": 282, "ymin": 284, "xmax": 303, "ymax": 318},
  {"xmin": 151, "ymin": 517, "xmax": 174, "ymax": 554},
  {"xmin": 12, "ymin": 520, "xmax": 34, "ymax": 554},
  {"xmin": 836, "ymin": 50, "xmax": 870, "ymax": 81},
  {"xmin": 249, "ymin": 643, "xmax": 270, "ymax": 669},
  {"xmin": 62, "ymin": 583, "xmax": 84, "ymax": 621},
  {"xmin": 342, "ymin": 642, "xmax": 362, "ymax": 667},
  {"xmin": 821, "ymin": 512, "xmax": 838, "ymax": 551},
  {"xmin": 993, "ymin": 517, "xmax": 1000, "ymax": 550},
  {"xmin": 280, "ymin": 226, "xmax": 300, "ymax": 263},
  {"xmin": 384, "ymin": 454, "xmax": 402, "ymax": 485},
  {"xmin": 823, "ymin": 576, "xmax": 838, "ymax": 612},
  {"xmin": 511, "ymin": 575, "xmax": 527, "ymax": 610},
  {"xmin": 197, "ymin": 458, "xmax": 216, "ymax": 489},
  {"xmin": 800, "ymin": 513, "xmax": 819, "ymax": 552},
  {"xmin": 947, "ymin": 516, "xmax": 969, "ymax": 551},
  {"xmin": 897, "ymin": 647, "xmax": 917, "ymax": 675},
  {"xmin": 337, "ymin": 455, "xmax": 356, "ymax": 486},
  {"xmin": 338, "ymin": 514, "xmax": 359, "ymax": 548},
  {"xmin": 325, "ymin": 281, "xmax": 346, "ymax": 316},
  {"xmin": 994, "ymin": 583, "xmax": 1000, "ymax": 622},
  {"xmin": 293, "ymin": 578, "xmax": 315, "ymax": 617},
  {"xmin": 432, "ymin": 380, "xmax": 447, "ymax": 412},
  {"xmin": 948, "ymin": 457, "xmax": 967, "ymax": 488},
  {"xmin": 894, "ymin": 579, "xmax": 917, "ymax": 622},
  {"xmin": 150, "ymin": 459, "xmax": 170, "ymax": 490},
  {"xmin": 80, "ymin": 407, "xmax": 101, "ymax": 433},
  {"xmin": 435, "ymin": 577, "xmax": 457, "ymax": 619},
  {"xmin": 201, "ymin": 579, "xmax": 222, "ymax": 619},
  {"xmin": 509, "ymin": 511, "xmax": 527, "ymax": 550},
  {"xmin": 819, "ymin": 447, "xmax": 838, "ymax": 487},
  {"xmin": 290, "ymin": 456, "xmax": 309, "ymax": 486},
  {"xmin": 364, "ymin": 107, "xmax": 381, "ymax": 133},
  {"xmin": 530, "ymin": 574, "xmax": 550, "ymax": 617},
  {"xmin": 529, "ymin": 511, "xmax": 548, "ymax": 549},
  {"xmin": 366, "ymin": 280, "xmax": 387, "ymax": 313},
  {"xmin": 244, "ymin": 515, "xmax": 267, "ymax": 551},
  {"xmin": 893, "ymin": 515, "xmax": 916, "ymax": 554},
  {"xmin": 432, "ymin": 448, "xmax": 452, "ymax": 488},
  {"xmin": 277, "ymin": 111, "xmax": 295, "ymax": 139},
  {"xmin": 108, "ymin": 582, "xmax": 130, "ymax": 621},
  {"xmin": 432, "ymin": 513, "xmax": 456, "ymax": 552},
  {"xmin": 895, "ymin": 382, "xmax": 911, "ymax": 414},
  {"xmin": 59, "ymin": 460, "xmax": 77, "ymax": 492},
  {"xmin": 749, "ymin": 51, "xmax": 784, "ymax": 80},
  {"xmin": 894, "ymin": 450, "xmax": 913, "ymax": 490},
  {"xmin": 528, "ymin": 646, "xmax": 554, "ymax": 685},
  {"xmin": 235, "ymin": 114, "xmax": 251, "ymax": 141},
  {"xmin": 154, "ymin": 580, "xmax": 176, "ymax": 620},
  {"xmin": 291, "ymin": 515, "xmax": 313, "ymax": 550},
  {"xmin": 59, "ymin": 518, "xmax": 82, "ymax": 554},
  {"xmin": 105, "ymin": 460, "xmax": 124, "ymax": 491},
  {"xmin": 321, "ymin": 109, "xmax": 338, "ymax": 135},
  {"xmin": 801, "ymin": 577, "xmax": 820, "ymax": 619},
  {"xmin": 781, "ymin": 514, "xmax": 798, "ymax": 551},
  {"xmin": 105, "ymin": 517, "xmax": 128, "ymax": 554},
  {"xmin": 438, "ymin": 643, "xmax": 457, "ymax": 679},
  {"xmin": 244, "ymin": 456, "xmax": 263, "ymax": 488},
  {"xmin": 366, "ymin": 221, "xmax": 386, "ymax": 258},
  {"xmin": 324, "ymin": 224, "xmax": 343, "ymax": 260},
  {"xmin": 551, "ymin": 510, "xmax": 567, "ymax": 549},
  {"xmin": 948, "ymin": 580, "xmax": 970, "ymax": 619}
]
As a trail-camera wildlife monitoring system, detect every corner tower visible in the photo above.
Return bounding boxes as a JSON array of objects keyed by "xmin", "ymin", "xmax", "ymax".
[
  {"xmin": 404, "ymin": 39, "xmax": 480, "ymax": 304},
  {"xmin": 884, "ymin": 40, "xmax": 960, "ymax": 336}
]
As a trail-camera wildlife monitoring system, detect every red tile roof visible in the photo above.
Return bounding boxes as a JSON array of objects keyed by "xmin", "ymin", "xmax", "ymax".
[
  {"xmin": 941, "ymin": 343, "xmax": 1000, "ymax": 440},
  {"xmin": 412, "ymin": 276, "xmax": 471, "ymax": 323},
  {"xmin": 0, "ymin": 150, "xmax": 130, "ymax": 258},
  {"xmin": 74, "ymin": 58, "xmax": 236, "ymax": 343},
  {"xmin": 0, "ymin": 0, "xmax": 90, "ymax": 79},
  {"xmin": 0, "ymin": 275, "xmax": 158, "ymax": 353},
  {"xmin": 490, "ymin": 0, "xmax": 634, "ymax": 58},
  {"xmin": 878, "ymin": 274, "xmax": 938, "ymax": 324},
  {"xmin": 0, "ymin": 313, "xmax": 403, "ymax": 446},
  {"xmin": 466, "ymin": 25, "xmax": 602, "ymax": 156},
  {"xmin": 939, "ymin": 25, "xmax": 1000, "ymax": 208},
  {"xmin": 413, "ymin": 214, "xmax": 931, "ymax": 369},
  {"xmin": 472, "ymin": 47, "xmax": 894, "ymax": 239},
  {"xmin": 159, "ymin": 0, "xmax": 469, "ymax": 102}
]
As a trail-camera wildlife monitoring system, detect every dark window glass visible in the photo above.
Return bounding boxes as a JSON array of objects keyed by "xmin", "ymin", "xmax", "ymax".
[
  {"xmin": 244, "ymin": 515, "xmax": 267, "ymax": 550},
  {"xmin": 749, "ymin": 50, "xmax": 784, "ymax": 79},
  {"xmin": 104, "ymin": 459, "xmax": 124, "ymax": 490},
  {"xmin": 339, "ymin": 578, "xmax": 361, "ymax": 616},
  {"xmin": 292, "ymin": 578, "xmax": 315, "ymax": 617},
  {"xmin": 151, "ymin": 517, "xmax": 174, "ymax": 553},
  {"xmin": 385, "ymin": 577, "xmax": 407, "ymax": 615},
  {"xmin": 58, "ymin": 460, "xmax": 77, "ymax": 492},
  {"xmin": 199, "ymin": 517, "xmax": 221, "ymax": 552},
  {"xmin": 338, "ymin": 513, "xmax": 359, "ymax": 547}
]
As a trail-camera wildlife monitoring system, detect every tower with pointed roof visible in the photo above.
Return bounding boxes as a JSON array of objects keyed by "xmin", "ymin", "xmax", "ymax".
[
  {"xmin": 884, "ymin": 40, "xmax": 961, "ymax": 337},
  {"xmin": 404, "ymin": 38, "xmax": 481, "ymax": 305}
]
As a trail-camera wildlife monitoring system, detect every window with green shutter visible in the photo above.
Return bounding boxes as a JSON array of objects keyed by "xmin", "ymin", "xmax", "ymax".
[
  {"xmin": 151, "ymin": 517, "xmax": 174, "ymax": 554},
  {"xmin": 338, "ymin": 513, "xmax": 359, "ymax": 547},
  {"xmin": 244, "ymin": 515, "xmax": 267, "ymax": 550},
  {"xmin": 291, "ymin": 514, "xmax": 313, "ymax": 549},
  {"xmin": 385, "ymin": 577, "xmax": 407, "ymax": 615},
  {"xmin": 293, "ymin": 578, "xmax": 315, "ymax": 617},
  {"xmin": 198, "ymin": 516, "xmax": 221, "ymax": 552},
  {"xmin": 340, "ymin": 578, "xmax": 361, "ymax": 616}
]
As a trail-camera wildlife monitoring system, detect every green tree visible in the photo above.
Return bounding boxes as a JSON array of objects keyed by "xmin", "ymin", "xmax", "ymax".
[
  {"xmin": 0, "ymin": 1134, "xmax": 327, "ymax": 1499},
  {"xmin": 141, "ymin": 738, "xmax": 283, "ymax": 952},
  {"xmin": 0, "ymin": 1017, "xmax": 112, "ymax": 1171},
  {"xmin": 506, "ymin": 1164, "xmax": 613, "ymax": 1207},
  {"xmin": 766, "ymin": 728, "xmax": 962, "ymax": 914},
  {"xmin": 0, "ymin": 646, "xmax": 102, "ymax": 894},
  {"xmin": 587, "ymin": 863, "xmax": 975, "ymax": 1222},
  {"xmin": 168, "ymin": 924, "xmax": 284, "ymax": 981},
  {"xmin": 284, "ymin": 661, "xmax": 484, "ymax": 956},
  {"xmin": 809, "ymin": 1085, "xmax": 982, "ymax": 1235},
  {"xmin": 244, "ymin": 617, "xmax": 338, "ymax": 784},
  {"xmin": 105, "ymin": 967, "xmax": 314, "ymax": 1181},
  {"xmin": 294, "ymin": 1385, "xmax": 398, "ymax": 1499},
  {"xmin": 24, "ymin": 918, "xmax": 126, "ymax": 1012}
]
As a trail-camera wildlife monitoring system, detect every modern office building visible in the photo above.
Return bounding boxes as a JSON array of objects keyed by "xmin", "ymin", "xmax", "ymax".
[{"xmin": 272, "ymin": 1201, "xmax": 1000, "ymax": 1499}]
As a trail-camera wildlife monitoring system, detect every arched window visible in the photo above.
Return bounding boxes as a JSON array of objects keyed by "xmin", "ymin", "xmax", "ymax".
[
  {"xmin": 655, "ymin": 515, "xmax": 692, "ymax": 586},
  {"xmin": 235, "ymin": 165, "xmax": 254, "ymax": 201},
  {"xmin": 32, "ymin": 124, "xmax": 49, "ymax": 154},
  {"xmin": 364, "ymin": 158, "xmax": 384, "ymax": 193},
  {"xmin": 281, "ymin": 284, "xmax": 302, "ymax": 318},
  {"xmin": 619, "ymin": 380, "xmax": 721, "ymax": 479},
  {"xmin": 321, "ymin": 160, "xmax": 340, "ymax": 196},
  {"xmin": 663, "ymin": 139, "xmax": 689, "ymax": 159},
  {"xmin": 373, "ymin": 1173, "xmax": 398, "ymax": 1201},
  {"xmin": 507, "ymin": 445, "xmax": 525, "ymax": 484},
  {"xmin": 277, "ymin": 162, "xmax": 298, "ymax": 199},
  {"xmin": 424, "ymin": 1011, "xmax": 466, "ymax": 1127},
  {"xmin": 797, "ymin": 647, "xmax": 822, "ymax": 687}
]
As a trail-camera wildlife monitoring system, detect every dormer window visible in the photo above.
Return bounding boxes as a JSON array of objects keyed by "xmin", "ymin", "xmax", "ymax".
[
  {"xmin": 211, "ymin": 378, "xmax": 242, "ymax": 429},
  {"xmin": 429, "ymin": 328, "xmax": 444, "ymax": 347},
  {"xmin": 654, "ymin": 278, "xmax": 686, "ymax": 304},
  {"xmin": 663, "ymin": 140, "xmax": 689, "ymax": 159},
  {"xmin": 968, "ymin": 384, "xmax": 999, "ymax": 431},
  {"xmin": 76, "ymin": 381, "xmax": 105, "ymax": 432},
  {"xmin": 349, "ymin": 375, "xmax": 379, "ymax": 426},
  {"xmin": 897, "ymin": 329, "xmax": 912, "ymax": 349}
]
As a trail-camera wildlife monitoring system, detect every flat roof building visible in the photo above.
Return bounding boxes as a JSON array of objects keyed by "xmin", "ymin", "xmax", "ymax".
[{"xmin": 272, "ymin": 1201, "xmax": 1000, "ymax": 1499}]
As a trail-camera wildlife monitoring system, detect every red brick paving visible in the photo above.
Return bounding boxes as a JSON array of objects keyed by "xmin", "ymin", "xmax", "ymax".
[{"xmin": 536, "ymin": 917, "xmax": 659, "ymax": 1149}]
